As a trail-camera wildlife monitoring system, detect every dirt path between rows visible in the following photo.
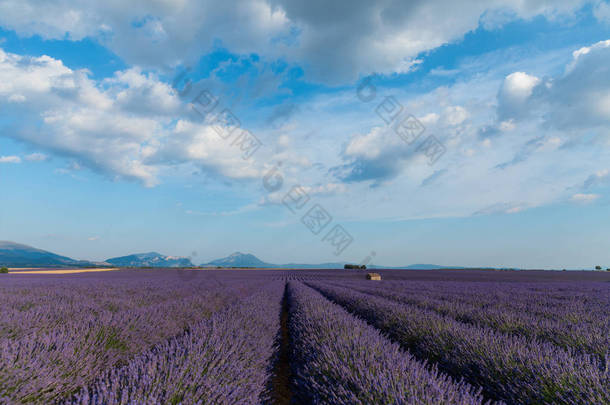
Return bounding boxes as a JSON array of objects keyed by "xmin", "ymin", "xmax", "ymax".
[{"xmin": 268, "ymin": 283, "xmax": 295, "ymax": 405}]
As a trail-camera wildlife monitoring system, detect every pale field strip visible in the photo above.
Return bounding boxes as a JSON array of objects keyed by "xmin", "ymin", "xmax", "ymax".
[
  {"xmin": 7, "ymin": 267, "xmax": 328, "ymax": 274},
  {"xmin": 8, "ymin": 268, "xmax": 121, "ymax": 274}
]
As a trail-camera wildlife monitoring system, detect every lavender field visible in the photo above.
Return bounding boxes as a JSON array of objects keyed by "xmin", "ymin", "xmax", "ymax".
[{"xmin": 1, "ymin": 269, "xmax": 609, "ymax": 404}]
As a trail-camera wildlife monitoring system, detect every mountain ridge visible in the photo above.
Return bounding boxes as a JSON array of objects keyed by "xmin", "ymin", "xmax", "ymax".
[
  {"xmin": 201, "ymin": 252, "xmax": 460, "ymax": 269},
  {"xmin": 0, "ymin": 241, "xmax": 464, "ymax": 269},
  {"xmin": 106, "ymin": 252, "xmax": 193, "ymax": 267},
  {"xmin": 204, "ymin": 252, "xmax": 269, "ymax": 267},
  {"xmin": 0, "ymin": 241, "xmax": 92, "ymax": 267}
]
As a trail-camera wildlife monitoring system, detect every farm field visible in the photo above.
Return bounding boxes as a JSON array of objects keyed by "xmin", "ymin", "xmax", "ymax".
[{"xmin": 1, "ymin": 269, "xmax": 608, "ymax": 404}]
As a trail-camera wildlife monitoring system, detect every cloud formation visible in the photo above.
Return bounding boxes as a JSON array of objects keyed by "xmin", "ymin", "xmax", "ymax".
[
  {"xmin": 24, "ymin": 153, "xmax": 48, "ymax": 162},
  {"xmin": 0, "ymin": 48, "xmax": 271, "ymax": 186},
  {"xmin": 310, "ymin": 37, "xmax": 610, "ymax": 221},
  {"xmin": 0, "ymin": 8, "xmax": 609, "ymax": 222},
  {"xmin": 0, "ymin": 155, "xmax": 21, "ymax": 163},
  {"xmin": 571, "ymin": 193, "xmax": 600, "ymax": 203},
  {"xmin": 497, "ymin": 72, "xmax": 540, "ymax": 120},
  {"xmin": 0, "ymin": 0, "xmax": 599, "ymax": 82},
  {"xmin": 493, "ymin": 40, "xmax": 610, "ymax": 131}
]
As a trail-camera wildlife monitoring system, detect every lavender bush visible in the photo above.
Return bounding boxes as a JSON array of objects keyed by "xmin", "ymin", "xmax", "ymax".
[
  {"xmin": 0, "ymin": 272, "xmax": 266, "ymax": 403},
  {"xmin": 287, "ymin": 282, "xmax": 487, "ymax": 404},
  {"xmin": 0, "ymin": 268, "xmax": 607, "ymax": 404},
  {"xmin": 331, "ymin": 280, "xmax": 609, "ymax": 362},
  {"xmin": 309, "ymin": 282, "xmax": 610, "ymax": 404},
  {"xmin": 64, "ymin": 282, "xmax": 284, "ymax": 404}
]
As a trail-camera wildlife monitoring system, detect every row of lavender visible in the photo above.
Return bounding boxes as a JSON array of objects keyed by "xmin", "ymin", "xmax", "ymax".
[
  {"xmin": 286, "ymin": 282, "xmax": 487, "ymax": 404},
  {"xmin": 308, "ymin": 281, "xmax": 610, "ymax": 404},
  {"xmin": 63, "ymin": 279, "xmax": 495, "ymax": 405},
  {"xmin": 1, "ymin": 271, "xmax": 500, "ymax": 405},
  {"xmin": 65, "ymin": 282, "xmax": 285, "ymax": 404},
  {"xmin": 63, "ymin": 279, "xmax": 498, "ymax": 405},
  {"xmin": 329, "ymin": 280, "xmax": 609, "ymax": 362},
  {"xmin": 367, "ymin": 280, "xmax": 610, "ymax": 323},
  {"xmin": 0, "ymin": 271, "xmax": 268, "ymax": 403},
  {"xmin": 2, "ymin": 269, "xmax": 608, "ymax": 404}
]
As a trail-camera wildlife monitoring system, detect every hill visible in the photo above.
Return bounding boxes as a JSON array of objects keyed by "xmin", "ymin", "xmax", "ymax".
[
  {"xmin": 0, "ymin": 241, "xmax": 89, "ymax": 267},
  {"xmin": 204, "ymin": 252, "xmax": 271, "ymax": 267},
  {"xmin": 0, "ymin": 241, "xmax": 462, "ymax": 270},
  {"xmin": 106, "ymin": 252, "xmax": 193, "ymax": 267},
  {"xmin": 203, "ymin": 252, "xmax": 455, "ymax": 270}
]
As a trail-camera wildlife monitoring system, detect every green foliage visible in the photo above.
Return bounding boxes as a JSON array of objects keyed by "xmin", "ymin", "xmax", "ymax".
[
  {"xmin": 169, "ymin": 393, "xmax": 184, "ymax": 405},
  {"xmin": 93, "ymin": 326, "xmax": 128, "ymax": 351},
  {"xmin": 344, "ymin": 264, "xmax": 367, "ymax": 270},
  {"xmin": 105, "ymin": 333, "xmax": 128, "ymax": 351},
  {"xmin": 0, "ymin": 267, "xmax": 8, "ymax": 274},
  {"xmin": 595, "ymin": 265, "xmax": 602, "ymax": 270},
  {"xmin": 17, "ymin": 302, "xmax": 35, "ymax": 311}
]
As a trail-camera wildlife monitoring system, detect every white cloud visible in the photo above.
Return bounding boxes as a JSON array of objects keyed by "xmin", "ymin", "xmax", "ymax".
[
  {"xmin": 420, "ymin": 113, "xmax": 440, "ymax": 126},
  {"xmin": 337, "ymin": 102, "xmax": 472, "ymax": 184},
  {"xmin": 568, "ymin": 39, "xmax": 610, "ymax": 70},
  {"xmin": 531, "ymin": 39, "xmax": 610, "ymax": 130},
  {"xmin": 499, "ymin": 120, "xmax": 515, "ymax": 131},
  {"xmin": 0, "ymin": 28, "xmax": 608, "ymax": 224},
  {"xmin": 344, "ymin": 126, "xmax": 393, "ymax": 161},
  {"xmin": 502, "ymin": 72, "xmax": 540, "ymax": 100},
  {"xmin": 289, "ymin": 39, "xmax": 610, "ymax": 222},
  {"xmin": 185, "ymin": 204, "xmax": 260, "ymax": 217},
  {"xmin": 302, "ymin": 182, "xmax": 347, "ymax": 196},
  {"xmin": 583, "ymin": 168, "xmax": 610, "ymax": 188},
  {"xmin": 0, "ymin": 0, "xmax": 289, "ymax": 73},
  {"xmin": 0, "ymin": 155, "xmax": 21, "ymax": 163},
  {"xmin": 571, "ymin": 193, "xmax": 599, "ymax": 203},
  {"xmin": 8, "ymin": 94, "xmax": 26, "ymax": 103},
  {"xmin": 443, "ymin": 106, "xmax": 470, "ymax": 126},
  {"xmin": 24, "ymin": 152, "xmax": 48, "ymax": 162},
  {"xmin": 474, "ymin": 202, "xmax": 529, "ymax": 215},
  {"xmin": 497, "ymin": 72, "xmax": 540, "ymax": 119},
  {"xmin": 151, "ymin": 119, "xmax": 265, "ymax": 181},
  {"xmin": 259, "ymin": 181, "xmax": 347, "ymax": 206},
  {"xmin": 0, "ymin": 48, "xmax": 268, "ymax": 187},
  {"xmin": 594, "ymin": 1, "xmax": 610, "ymax": 23},
  {"xmin": 0, "ymin": 0, "xmax": 596, "ymax": 83},
  {"xmin": 268, "ymin": 0, "xmax": 594, "ymax": 82},
  {"xmin": 480, "ymin": 39, "xmax": 610, "ymax": 148}
]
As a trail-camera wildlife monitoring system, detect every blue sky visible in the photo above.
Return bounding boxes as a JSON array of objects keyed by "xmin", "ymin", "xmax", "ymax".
[{"xmin": 0, "ymin": 1, "xmax": 609, "ymax": 268}]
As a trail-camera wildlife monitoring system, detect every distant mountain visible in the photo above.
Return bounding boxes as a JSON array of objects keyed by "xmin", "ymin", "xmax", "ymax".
[
  {"xmin": 0, "ymin": 241, "xmax": 90, "ymax": 267},
  {"xmin": 279, "ymin": 262, "xmax": 345, "ymax": 269},
  {"xmin": 203, "ymin": 252, "xmax": 351, "ymax": 268},
  {"xmin": 283, "ymin": 263, "xmax": 458, "ymax": 270},
  {"xmin": 202, "ymin": 252, "xmax": 456, "ymax": 270},
  {"xmin": 394, "ymin": 264, "xmax": 462, "ymax": 270},
  {"xmin": 106, "ymin": 252, "xmax": 193, "ymax": 267},
  {"xmin": 204, "ymin": 252, "xmax": 271, "ymax": 268},
  {"xmin": 0, "ymin": 241, "xmax": 463, "ymax": 270}
]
